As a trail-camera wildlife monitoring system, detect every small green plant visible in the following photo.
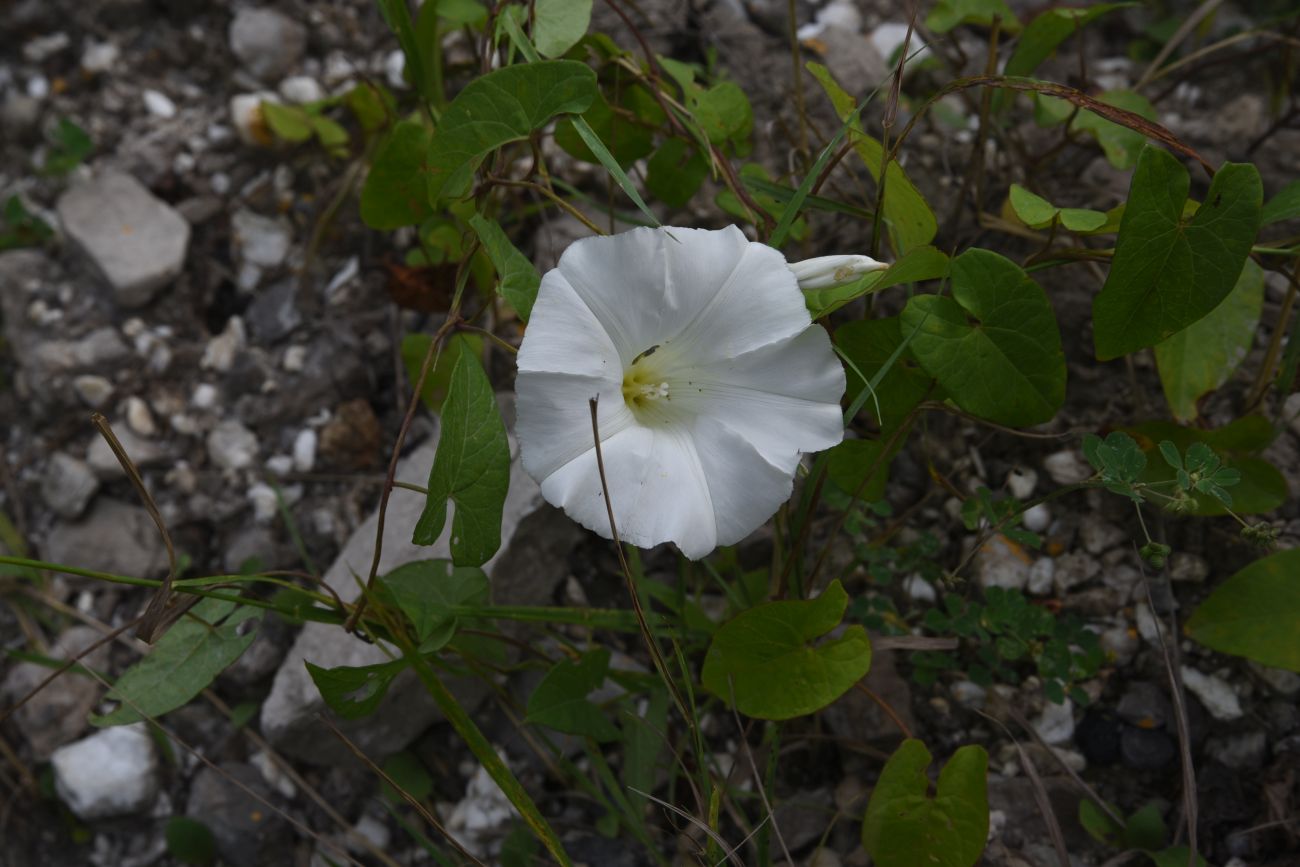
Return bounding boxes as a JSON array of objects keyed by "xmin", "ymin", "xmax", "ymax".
[
  {"xmin": 913, "ymin": 587, "xmax": 1103, "ymax": 705},
  {"xmin": 40, "ymin": 118, "xmax": 93, "ymax": 177},
  {"xmin": 0, "ymin": 196, "xmax": 53, "ymax": 251}
]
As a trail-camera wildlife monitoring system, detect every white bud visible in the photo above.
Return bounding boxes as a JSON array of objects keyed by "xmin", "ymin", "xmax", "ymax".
[{"xmin": 788, "ymin": 254, "xmax": 889, "ymax": 290}]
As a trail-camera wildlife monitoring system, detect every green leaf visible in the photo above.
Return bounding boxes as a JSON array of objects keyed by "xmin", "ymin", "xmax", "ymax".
[
  {"xmin": 996, "ymin": 4, "xmax": 1132, "ymax": 111},
  {"xmin": 401, "ymin": 331, "xmax": 484, "ymax": 413},
  {"xmin": 926, "ymin": 0, "xmax": 1020, "ymax": 33},
  {"xmin": 1262, "ymin": 180, "xmax": 1300, "ymax": 225},
  {"xmin": 381, "ymin": 751, "xmax": 435, "ymax": 803},
  {"xmin": 701, "ymin": 580, "xmax": 872, "ymax": 720},
  {"xmin": 379, "ymin": 559, "xmax": 490, "ymax": 649},
  {"xmin": 42, "ymin": 118, "xmax": 94, "ymax": 177},
  {"xmin": 413, "ymin": 351, "xmax": 511, "ymax": 566},
  {"xmin": 1078, "ymin": 798, "xmax": 1123, "ymax": 845},
  {"xmin": 861, "ymin": 739, "xmax": 989, "ymax": 867},
  {"xmin": 526, "ymin": 648, "xmax": 620, "ymax": 741},
  {"xmin": 806, "ymin": 63, "xmax": 937, "ymax": 254},
  {"xmin": 425, "ymin": 61, "xmax": 597, "ymax": 204},
  {"xmin": 361, "ymin": 120, "xmax": 434, "ymax": 229},
  {"xmin": 1036, "ymin": 89, "xmax": 1157, "ymax": 169},
  {"xmin": 1186, "ymin": 548, "xmax": 1300, "ymax": 672},
  {"xmin": 262, "ymin": 101, "xmax": 314, "ymax": 142},
  {"xmin": 345, "ymin": 82, "xmax": 395, "ymax": 133},
  {"xmin": 826, "ymin": 436, "xmax": 903, "ymax": 501},
  {"xmin": 440, "ymin": 0, "xmax": 489, "ymax": 26},
  {"xmin": 1093, "ymin": 147, "xmax": 1263, "ymax": 360},
  {"xmin": 805, "ymin": 245, "xmax": 949, "ymax": 319},
  {"xmin": 1007, "ymin": 184, "xmax": 1107, "ymax": 232},
  {"xmin": 468, "ymin": 214, "xmax": 541, "ymax": 320},
  {"xmin": 690, "ymin": 82, "xmax": 753, "ymax": 148},
  {"xmin": 835, "ymin": 316, "xmax": 937, "ymax": 431},
  {"xmin": 902, "ymin": 248, "xmax": 1066, "ymax": 426},
  {"xmin": 1126, "ymin": 418, "xmax": 1287, "ymax": 515},
  {"xmin": 534, "ymin": 0, "xmax": 593, "ymax": 58},
  {"xmin": 1123, "ymin": 803, "xmax": 1167, "ymax": 851},
  {"xmin": 554, "ymin": 90, "xmax": 655, "ymax": 167},
  {"xmin": 92, "ymin": 598, "xmax": 260, "ymax": 726},
  {"xmin": 305, "ymin": 658, "xmax": 409, "ymax": 719},
  {"xmin": 645, "ymin": 139, "xmax": 708, "ymax": 208},
  {"xmin": 378, "ymin": 0, "xmax": 432, "ymax": 101},
  {"xmin": 1149, "ymin": 847, "xmax": 1209, "ymax": 867},
  {"xmin": 1155, "ymin": 259, "xmax": 1264, "ymax": 422},
  {"xmin": 165, "ymin": 817, "xmax": 216, "ymax": 866}
]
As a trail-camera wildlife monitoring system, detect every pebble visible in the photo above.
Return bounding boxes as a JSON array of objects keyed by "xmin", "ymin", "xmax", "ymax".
[
  {"xmin": 1079, "ymin": 515, "xmax": 1126, "ymax": 554},
  {"xmin": 1033, "ymin": 698, "xmax": 1076, "ymax": 745},
  {"xmin": 72, "ymin": 374, "xmax": 114, "ymax": 408},
  {"xmin": 192, "ymin": 382, "xmax": 219, "ymax": 410},
  {"xmin": 246, "ymin": 279, "xmax": 302, "ymax": 343},
  {"xmin": 26, "ymin": 75, "xmax": 50, "ymax": 100},
  {"xmin": 1026, "ymin": 557, "xmax": 1055, "ymax": 595},
  {"xmin": 201, "ymin": 316, "xmax": 247, "ymax": 372},
  {"xmin": 187, "ymin": 762, "xmax": 288, "ymax": 866},
  {"xmin": 51, "ymin": 724, "xmax": 159, "ymax": 820},
  {"xmin": 1168, "ymin": 552, "xmax": 1209, "ymax": 583},
  {"xmin": 870, "ymin": 22, "xmax": 931, "ymax": 62},
  {"xmin": 248, "ymin": 483, "xmax": 279, "ymax": 522},
  {"xmin": 33, "ymin": 327, "xmax": 131, "ymax": 374},
  {"xmin": 265, "ymin": 455, "xmax": 294, "ymax": 476},
  {"xmin": 797, "ymin": 0, "xmax": 863, "ymax": 40},
  {"xmin": 1207, "ymin": 730, "xmax": 1267, "ymax": 770},
  {"xmin": 950, "ymin": 680, "xmax": 987, "ymax": 708},
  {"xmin": 1120, "ymin": 726, "xmax": 1176, "ymax": 771},
  {"xmin": 80, "ymin": 40, "xmax": 119, "ymax": 74},
  {"xmin": 292, "ymin": 429, "xmax": 317, "ymax": 473},
  {"xmin": 1099, "ymin": 626, "xmax": 1139, "ymax": 666},
  {"xmin": 384, "ymin": 49, "xmax": 407, "ymax": 89},
  {"xmin": 229, "ymin": 92, "xmax": 276, "ymax": 146},
  {"xmin": 86, "ymin": 427, "xmax": 164, "ymax": 477},
  {"xmin": 40, "ymin": 452, "xmax": 99, "ymax": 519},
  {"xmin": 57, "ymin": 171, "xmax": 191, "ymax": 308},
  {"xmin": 142, "ymin": 88, "xmax": 177, "ymax": 119},
  {"xmin": 231, "ymin": 209, "xmax": 292, "ymax": 269},
  {"xmin": 1134, "ymin": 602, "xmax": 1163, "ymax": 644},
  {"xmin": 347, "ymin": 815, "xmax": 391, "ymax": 854},
  {"xmin": 278, "ymin": 75, "xmax": 324, "ymax": 104},
  {"xmin": 902, "ymin": 573, "xmax": 936, "ymax": 602},
  {"xmin": 0, "ymin": 626, "xmax": 109, "ymax": 758},
  {"xmin": 23, "ymin": 32, "xmax": 70, "ymax": 62},
  {"xmin": 1180, "ymin": 667, "xmax": 1243, "ymax": 721},
  {"xmin": 208, "ymin": 419, "xmax": 260, "ymax": 471},
  {"xmin": 975, "ymin": 535, "xmax": 1031, "ymax": 591},
  {"xmin": 124, "ymin": 395, "xmax": 157, "ymax": 437},
  {"xmin": 1021, "ymin": 502, "xmax": 1051, "ymax": 532},
  {"xmin": 283, "ymin": 344, "xmax": 307, "ymax": 372},
  {"xmin": 1117, "ymin": 681, "xmax": 1171, "ymax": 729},
  {"xmin": 1043, "ymin": 449, "xmax": 1092, "ymax": 485},
  {"xmin": 1053, "ymin": 550, "xmax": 1100, "ymax": 594},
  {"xmin": 1006, "ymin": 467, "xmax": 1038, "ymax": 500},
  {"xmin": 229, "ymin": 7, "xmax": 307, "ymax": 81},
  {"xmin": 250, "ymin": 751, "xmax": 297, "ymax": 799},
  {"xmin": 1250, "ymin": 662, "xmax": 1300, "ymax": 696}
]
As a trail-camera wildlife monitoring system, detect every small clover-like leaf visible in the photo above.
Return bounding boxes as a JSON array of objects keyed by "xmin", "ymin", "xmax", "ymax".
[{"xmin": 1158, "ymin": 440, "xmax": 1182, "ymax": 471}]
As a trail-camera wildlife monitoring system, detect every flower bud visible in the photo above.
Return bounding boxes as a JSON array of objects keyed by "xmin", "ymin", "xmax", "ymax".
[{"xmin": 788, "ymin": 254, "xmax": 888, "ymax": 290}]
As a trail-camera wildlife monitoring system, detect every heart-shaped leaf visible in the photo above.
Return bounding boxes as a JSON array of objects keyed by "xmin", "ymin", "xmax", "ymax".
[
  {"xmin": 1186, "ymin": 548, "xmax": 1300, "ymax": 673},
  {"xmin": 862, "ymin": 739, "xmax": 989, "ymax": 867},
  {"xmin": 701, "ymin": 580, "xmax": 872, "ymax": 720},
  {"xmin": 378, "ymin": 559, "xmax": 489, "ymax": 650},
  {"xmin": 526, "ymin": 648, "xmax": 620, "ymax": 741},
  {"xmin": 902, "ymin": 248, "xmax": 1066, "ymax": 426},
  {"xmin": 1092, "ymin": 145, "xmax": 1262, "ymax": 360}
]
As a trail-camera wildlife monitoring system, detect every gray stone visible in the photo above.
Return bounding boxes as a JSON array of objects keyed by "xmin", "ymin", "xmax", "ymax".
[
  {"xmin": 1032, "ymin": 698, "xmax": 1075, "ymax": 746},
  {"xmin": 72, "ymin": 374, "xmax": 115, "ymax": 408},
  {"xmin": 231, "ymin": 209, "xmax": 292, "ymax": 269},
  {"xmin": 1078, "ymin": 515, "xmax": 1125, "ymax": 555},
  {"xmin": 51, "ymin": 723, "xmax": 159, "ymax": 819},
  {"xmin": 259, "ymin": 423, "xmax": 582, "ymax": 764},
  {"xmin": 86, "ymin": 427, "xmax": 166, "ymax": 477},
  {"xmin": 43, "ymin": 498, "xmax": 169, "ymax": 579},
  {"xmin": 1207, "ymin": 730, "xmax": 1267, "ymax": 770},
  {"xmin": 1053, "ymin": 551, "xmax": 1100, "ymax": 593},
  {"xmin": 246, "ymin": 280, "xmax": 302, "ymax": 344},
  {"xmin": 57, "ymin": 171, "xmax": 190, "ymax": 307},
  {"xmin": 770, "ymin": 788, "xmax": 835, "ymax": 853},
  {"xmin": 975, "ymin": 535, "xmax": 1031, "ymax": 591},
  {"xmin": 1117, "ymin": 681, "xmax": 1172, "ymax": 729},
  {"xmin": 229, "ymin": 7, "xmax": 307, "ymax": 81},
  {"xmin": 813, "ymin": 28, "xmax": 888, "ymax": 101},
  {"xmin": 1043, "ymin": 449, "xmax": 1091, "ymax": 485},
  {"xmin": 1181, "ymin": 667, "xmax": 1243, "ymax": 721},
  {"xmin": 31, "ymin": 326, "xmax": 131, "ymax": 374},
  {"xmin": 207, "ymin": 419, "xmax": 260, "ymax": 471},
  {"xmin": 822, "ymin": 650, "xmax": 914, "ymax": 746},
  {"xmin": 40, "ymin": 452, "xmax": 99, "ymax": 518},
  {"xmin": 187, "ymin": 763, "xmax": 291, "ymax": 867},
  {"xmin": 1168, "ymin": 552, "xmax": 1209, "ymax": 583},
  {"xmin": 0, "ymin": 626, "xmax": 110, "ymax": 758}
]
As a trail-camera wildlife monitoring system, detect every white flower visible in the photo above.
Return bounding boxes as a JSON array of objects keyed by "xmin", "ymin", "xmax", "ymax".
[
  {"xmin": 787, "ymin": 254, "xmax": 888, "ymax": 289},
  {"xmin": 515, "ymin": 225, "xmax": 846, "ymax": 560}
]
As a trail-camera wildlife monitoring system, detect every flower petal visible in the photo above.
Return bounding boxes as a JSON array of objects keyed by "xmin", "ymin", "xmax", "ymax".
[
  {"xmin": 515, "ymin": 370, "xmax": 632, "ymax": 481},
  {"xmin": 663, "ymin": 239, "xmax": 812, "ymax": 365},
  {"xmin": 537, "ymin": 424, "xmax": 719, "ymax": 559},
  {"xmin": 517, "ymin": 269, "xmax": 622, "ymax": 379},
  {"xmin": 690, "ymin": 415, "xmax": 795, "ymax": 547},
  {"xmin": 557, "ymin": 226, "xmax": 751, "ymax": 364},
  {"xmin": 667, "ymin": 326, "xmax": 846, "ymax": 471}
]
